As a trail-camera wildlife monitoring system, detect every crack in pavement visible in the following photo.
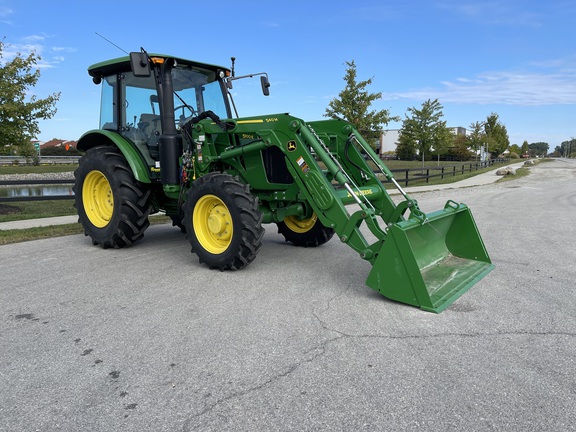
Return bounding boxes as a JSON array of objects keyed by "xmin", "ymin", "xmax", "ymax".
[
  {"xmin": 182, "ymin": 334, "xmax": 344, "ymax": 431},
  {"xmin": 182, "ymin": 327, "xmax": 575, "ymax": 430},
  {"xmin": 183, "ymin": 283, "xmax": 575, "ymax": 431}
]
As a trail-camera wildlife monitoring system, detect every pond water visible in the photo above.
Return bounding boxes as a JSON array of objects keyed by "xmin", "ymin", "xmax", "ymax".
[{"xmin": 0, "ymin": 185, "xmax": 74, "ymax": 198}]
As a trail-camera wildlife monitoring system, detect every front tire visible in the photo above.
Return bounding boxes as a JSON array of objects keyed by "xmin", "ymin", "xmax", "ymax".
[
  {"xmin": 183, "ymin": 173, "xmax": 264, "ymax": 270},
  {"xmin": 277, "ymin": 213, "xmax": 334, "ymax": 247},
  {"xmin": 74, "ymin": 146, "xmax": 151, "ymax": 249}
]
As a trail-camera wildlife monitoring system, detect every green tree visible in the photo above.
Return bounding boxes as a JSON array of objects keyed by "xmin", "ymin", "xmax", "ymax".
[
  {"xmin": 509, "ymin": 143, "xmax": 521, "ymax": 157},
  {"xmin": 448, "ymin": 134, "xmax": 473, "ymax": 161},
  {"xmin": 483, "ymin": 112, "xmax": 509, "ymax": 158},
  {"xmin": 528, "ymin": 141, "xmax": 549, "ymax": 157},
  {"xmin": 467, "ymin": 121, "xmax": 485, "ymax": 160},
  {"xmin": 552, "ymin": 145, "xmax": 562, "ymax": 157},
  {"xmin": 396, "ymin": 131, "xmax": 417, "ymax": 160},
  {"xmin": 431, "ymin": 126, "xmax": 454, "ymax": 165},
  {"xmin": 521, "ymin": 140, "xmax": 529, "ymax": 156},
  {"xmin": 0, "ymin": 40, "xmax": 60, "ymax": 151},
  {"xmin": 399, "ymin": 99, "xmax": 451, "ymax": 166},
  {"xmin": 560, "ymin": 139, "xmax": 576, "ymax": 158},
  {"xmin": 325, "ymin": 60, "xmax": 398, "ymax": 149}
]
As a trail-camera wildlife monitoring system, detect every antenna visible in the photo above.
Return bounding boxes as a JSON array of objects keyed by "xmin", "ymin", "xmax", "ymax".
[{"xmin": 95, "ymin": 32, "xmax": 129, "ymax": 54}]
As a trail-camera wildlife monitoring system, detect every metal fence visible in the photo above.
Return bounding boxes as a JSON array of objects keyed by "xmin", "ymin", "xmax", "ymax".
[{"xmin": 388, "ymin": 159, "xmax": 502, "ymax": 187}]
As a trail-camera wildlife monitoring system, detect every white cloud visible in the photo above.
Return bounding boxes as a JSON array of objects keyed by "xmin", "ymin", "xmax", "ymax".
[
  {"xmin": 1, "ymin": 35, "xmax": 74, "ymax": 68},
  {"xmin": 435, "ymin": 1, "xmax": 543, "ymax": 27},
  {"xmin": 21, "ymin": 34, "xmax": 48, "ymax": 43},
  {"xmin": 382, "ymin": 60, "xmax": 576, "ymax": 106},
  {"xmin": 0, "ymin": 5, "xmax": 13, "ymax": 17},
  {"xmin": 52, "ymin": 46, "xmax": 77, "ymax": 53}
]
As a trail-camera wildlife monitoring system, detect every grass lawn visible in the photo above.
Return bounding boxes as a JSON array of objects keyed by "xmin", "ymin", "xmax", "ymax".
[{"xmin": 0, "ymin": 200, "xmax": 77, "ymax": 223}]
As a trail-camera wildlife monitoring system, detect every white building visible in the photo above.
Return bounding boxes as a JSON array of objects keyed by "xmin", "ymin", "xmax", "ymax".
[{"xmin": 379, "ymin": 129, "xmax": 401, "ymax": 154}]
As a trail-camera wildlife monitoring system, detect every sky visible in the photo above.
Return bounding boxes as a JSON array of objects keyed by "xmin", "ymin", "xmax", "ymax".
[{"xmin": 1, "ymin": 0, "xmax": 575, "ymax": 151}]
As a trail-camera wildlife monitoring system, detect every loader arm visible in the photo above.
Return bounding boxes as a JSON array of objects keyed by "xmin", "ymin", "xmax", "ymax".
[
  {"xmin": 190, "ymin": 113, "xmax": 494, "ymax": 312},
  {"xmin": 191, "ymin": 115, "xmax": 394, "ymax": 261}
]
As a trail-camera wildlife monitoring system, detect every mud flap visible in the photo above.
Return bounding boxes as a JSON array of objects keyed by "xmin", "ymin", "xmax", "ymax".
[{"xmin": 365, "ymin": 201, "xmax": 494, "ymax": 313}]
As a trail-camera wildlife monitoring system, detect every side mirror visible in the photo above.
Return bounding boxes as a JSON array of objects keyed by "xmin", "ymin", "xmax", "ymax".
[
  {"xmin": 130, "ymin": 51, "xmax": 151, "ymax": 77},
  {"xmin": 260, "ymin": 75, "xmax": 270, "ymax": 96}
]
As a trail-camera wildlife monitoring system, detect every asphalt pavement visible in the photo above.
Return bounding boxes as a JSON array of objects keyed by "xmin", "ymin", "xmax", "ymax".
[{"xmin": 1, "ymin": 159, "xmax": 575, "ymax": 432}]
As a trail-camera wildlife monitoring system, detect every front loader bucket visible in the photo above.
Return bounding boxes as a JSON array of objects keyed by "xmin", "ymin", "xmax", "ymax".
[{"xmin": 366, "ymin": 201, "xmax": 494, "ymax": 313}]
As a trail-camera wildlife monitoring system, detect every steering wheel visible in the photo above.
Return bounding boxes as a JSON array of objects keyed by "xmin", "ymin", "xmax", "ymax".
[
  {"xmin": 175, "ymin": 104, "xmax": 196, "ymax": 124},
  {"xmin": 174, "ymin": 105, "xmax": 196, "ymax": 118}
]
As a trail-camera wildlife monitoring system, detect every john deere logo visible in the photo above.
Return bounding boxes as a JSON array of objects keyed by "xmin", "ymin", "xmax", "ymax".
[{"xmin": 287, "ymin": 141, "xmax": 297, "ymax": 152}]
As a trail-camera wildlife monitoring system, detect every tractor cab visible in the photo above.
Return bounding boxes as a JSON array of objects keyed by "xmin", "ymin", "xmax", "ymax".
[{"xmin": 87, "ymin": 54, "xmax": 232, "ymax": 168}]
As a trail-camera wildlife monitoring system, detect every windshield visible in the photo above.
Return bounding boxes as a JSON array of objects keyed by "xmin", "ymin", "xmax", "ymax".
[
  {"xmin": 100, "ymin": 66, "xmax": 229, "ymax": 132},
  {"xmin": 171, "ymin": 68, "xmax": 229, "ymax": 121}
]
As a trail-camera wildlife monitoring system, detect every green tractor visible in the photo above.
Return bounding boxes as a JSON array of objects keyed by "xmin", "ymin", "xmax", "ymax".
[{"xmin": 74, "ymin": 49, "xmax": 493, "ymax": 312}]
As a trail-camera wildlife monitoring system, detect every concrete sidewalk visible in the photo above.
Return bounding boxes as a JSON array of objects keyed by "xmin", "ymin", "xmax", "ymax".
[{"xmin": 0, "ymin": 162, "xmax": 525, "ymax": 231}]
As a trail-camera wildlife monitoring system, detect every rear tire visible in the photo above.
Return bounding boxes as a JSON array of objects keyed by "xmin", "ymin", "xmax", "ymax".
[
  {"xmin": 73, "ymin": 146, "xmax": 151, "ymax": 249},
  {"xmin": 276, "ymin": 213, "xmax": 334, "ymax": 247},
  {"xmin": 183, "ymin": 173, "xmax": 264, "ymax": 270}
]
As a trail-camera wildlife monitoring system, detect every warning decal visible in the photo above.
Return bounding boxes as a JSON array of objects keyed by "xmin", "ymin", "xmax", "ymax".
[{"xmin": 296, "ymin": 156, "xmax": 310, "ymax": 174}]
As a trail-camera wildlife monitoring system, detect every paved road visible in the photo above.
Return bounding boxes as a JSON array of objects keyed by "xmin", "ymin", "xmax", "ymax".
[{"xmin": 1, "ymin": 159, "xmax": 575, "ymax": 431}]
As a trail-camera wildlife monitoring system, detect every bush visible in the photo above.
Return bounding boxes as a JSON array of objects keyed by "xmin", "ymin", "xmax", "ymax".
[
  {"xmin": 41, "ymin": 146, "xmax": 82, "ymax": 156},
  {"xmin": 446, "ymin": 146, "xmax": 473, "ymax": 161},
  {"xmin": 510, "ymin": 152, "xmax": 519, "ymax": 159}
]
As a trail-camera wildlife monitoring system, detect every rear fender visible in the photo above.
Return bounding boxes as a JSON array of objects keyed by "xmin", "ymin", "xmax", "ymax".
[{"xmin": 77, "ymin": 129, "xmax": 151, "ymax": 183}]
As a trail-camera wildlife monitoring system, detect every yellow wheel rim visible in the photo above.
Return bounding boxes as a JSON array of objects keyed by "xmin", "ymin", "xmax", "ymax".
[
  {"xmin": 83, "ymin": 170, "xmax": 114, "ymax": 228},
  {"xmin": 193, "ymin": 195, "xmax": 233, "ymax": 254},
  {"xmin": 284, "ymin": 213, "xmax": 317, "ymax": 233}
]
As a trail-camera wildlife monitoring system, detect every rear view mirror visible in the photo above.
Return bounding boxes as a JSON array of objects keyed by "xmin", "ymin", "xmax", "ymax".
[
  {"xmin": 260, "ymin": 75, "xmax": 270, "ymax": 96},
  {"xmin": 130, "ymin": 51, "xmax": 151, "ymax": 77}
]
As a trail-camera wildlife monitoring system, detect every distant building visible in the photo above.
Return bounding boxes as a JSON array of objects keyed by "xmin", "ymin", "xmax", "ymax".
[
  {"xmin": 40, "ymin": 139, "xmax": 78, "ymax": 150},
  {"xmin": 450, "ymin": 127, "xmax": 467, "ymax": 137},
  {"xmin": 379, "ymin": 129, "xmax": 401, "ymax": 154}
]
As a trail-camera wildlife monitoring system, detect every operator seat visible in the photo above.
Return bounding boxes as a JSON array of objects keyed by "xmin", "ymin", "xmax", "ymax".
[
  {"xmin": 138, "ymin": 114, "xmax": 162, "ymax": 138},
  {"xmin": 138, "ymin": 114, "xmax": 162, "ymax": 159}
]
